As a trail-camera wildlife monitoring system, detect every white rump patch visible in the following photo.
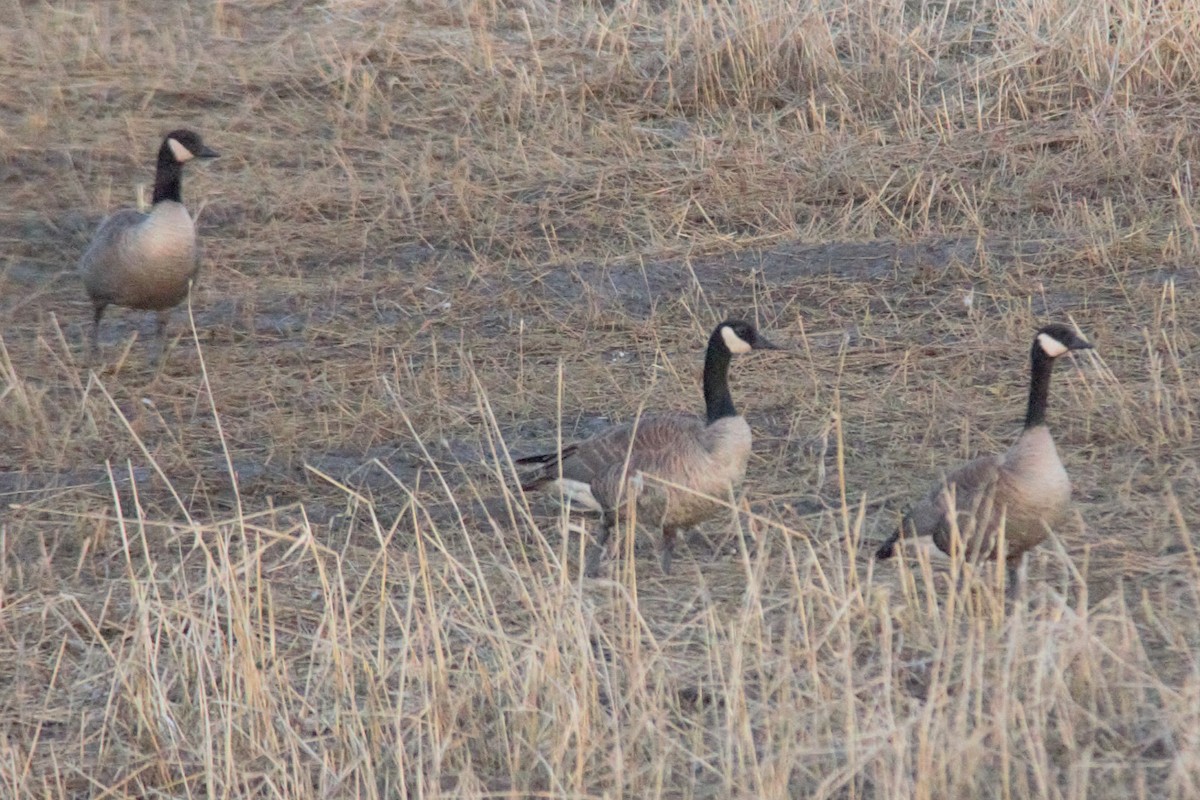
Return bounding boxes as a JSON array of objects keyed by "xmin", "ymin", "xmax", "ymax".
[
  {"xmin": 167, "ymin": 138, "xmax": 195, "ymax": 162},
  {"xmin": 1036, "ymin": 332, "xmax": 1069, "ymax": 357},
  {"xmin": 550, "ymin": 479, "xmax": 603, "ymax": 513},
  {"xmin": 720, "ymin": 325, "xmax": 752, "ymax": 354}
]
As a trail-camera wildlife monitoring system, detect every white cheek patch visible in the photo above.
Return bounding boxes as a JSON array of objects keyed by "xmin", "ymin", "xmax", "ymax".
[
  {"xmin": 720, "ymin": 325, "xmax": 752, "ymax": 354},
  {"xmin": 1037, "ymin": 332, "xmax": 1069, "ymax": 357},
  {"xmin": 167, "ymin": 138, "xmax": 195, "ymax": 162}
]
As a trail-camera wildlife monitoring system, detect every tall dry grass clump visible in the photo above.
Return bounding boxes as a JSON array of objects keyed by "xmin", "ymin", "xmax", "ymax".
[{"xmin": 2, "ymin": 0, "xmax": 1200, "ymax": 797}]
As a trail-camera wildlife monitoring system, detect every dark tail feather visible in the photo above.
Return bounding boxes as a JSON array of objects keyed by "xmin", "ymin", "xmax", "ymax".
[
  {"xmin": 875, "ymin": 530, "xmax": 901, "ymax": 560},
  {"xmin": 514, "ymin": 443, "xmax": 578, "ymax": 467},
  {"xmin": 516, "ymin": 444, "xmax": 578, "ymax": 492},
  {"xmin": 520, "ymin": 477, "xmax": 550, "ymax": 492},
  {"xmin": 875, "ymin": 512, "xmax": 910, "ymax": 560},
  {"xmin": 514, "ymin": 451, "xmax": 558, "ymax": 466}
]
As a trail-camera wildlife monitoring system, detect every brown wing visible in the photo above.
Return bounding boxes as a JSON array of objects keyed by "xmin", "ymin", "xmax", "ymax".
[
  {"xmin": 904, "ymin": 454, "xmax": 1004, "ymax": 559},
  {"xmin": 79, "ymin": 209, "xmax": 148, "ymax": 304},
  {"xmin": 584, "ymin": 414, "xmax": 707, "ymax": 509},
  {"xmin": 876, "ymin": 454, "xmax": 1005, "ymax": 560}
]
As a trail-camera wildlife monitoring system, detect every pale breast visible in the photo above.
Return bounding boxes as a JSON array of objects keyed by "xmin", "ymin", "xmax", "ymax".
[
  {"xmin": 118, "ymin": 202, "xmax": 199, "ymax": 308},
  {"xmin": 133, "ymin": 202, "xmax": 197, "ymax": 265},
  {"xmin": 697, "ymin": 415, "xmax": 753, "ymax": 486},
  {"xmin": 1000, "ymin": 426, "xmax": 1071, "ymax": 514}
]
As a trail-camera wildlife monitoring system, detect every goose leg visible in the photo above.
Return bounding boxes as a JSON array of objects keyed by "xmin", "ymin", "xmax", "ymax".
[
  {"xmin": 153, "ymin": 310, "xmax": 171, "ymax": 365},
  {"xmin": 585, "ymin": 513, "xmax": 615, "ymax": 578},
  {"xmin": 1005, "ymin": 555, "xmax": 1025, "ymax": 600},
  {"xmin": 659, "ymin": 526, "xmax": 678, "ymax": 575},
  {"xmin": 89, "ymin": 303, "xmax": 106, "ymax": 360}
]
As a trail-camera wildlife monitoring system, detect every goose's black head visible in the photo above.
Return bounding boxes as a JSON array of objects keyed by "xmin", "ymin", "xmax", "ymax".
[
  {"xmin": 1023, "ymin": 323, "xmax": 1093, "ymax": 429},
  {"xmin": 702, "ymin": 319, "xmax": 780, "ymax": 424},
  {"xmin": 161, "ymin": 129, "xmax": 219, "ymax": 164},
  {"xmin": 1034, "ymin": 324, "xmax": 1093, "ymax": 359},
  {"xmin": 714, "ymin": 320, "xmax": 780, "ymax": 355}
]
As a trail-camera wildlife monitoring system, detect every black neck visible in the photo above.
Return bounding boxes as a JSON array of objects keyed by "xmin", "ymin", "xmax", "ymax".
[
  {"xmin": 702, "ymin": 332, "xmax": 737, "ymax": 424},
  {"xmin": 1024, "ymin": 342, "xmax": 1056, "ymax": 428},
  {"xmin": 151, "ymin": 142, "xmax": 183, "ymax": 205}
]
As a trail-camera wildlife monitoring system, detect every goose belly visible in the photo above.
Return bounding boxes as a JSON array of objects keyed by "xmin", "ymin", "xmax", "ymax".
[
  {"xmin": 997, "ymin": 473, "xmax": 1071, "ymax": 556},
  {"xmin": 115, "ymin": 258, "xmax": 198, "ymax": 309},
  {"xmin": 936, "ymin": 493, "xmax": 1066, "ymax": 562},
  {"xmin": 1001, "ymin": 427, "xmax": 1071, "ymax": 554}
]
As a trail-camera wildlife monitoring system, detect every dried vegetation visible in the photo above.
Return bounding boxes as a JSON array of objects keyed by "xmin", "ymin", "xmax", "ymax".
[{"xmin": 1, "ymin": 0, "xmax": 1199, "ymax": 797}]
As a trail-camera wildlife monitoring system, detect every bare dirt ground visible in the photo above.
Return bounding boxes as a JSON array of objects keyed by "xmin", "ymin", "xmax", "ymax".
[{"xmin": 2, "ymin": 1, "xmax": 1199, "ymax": 797}]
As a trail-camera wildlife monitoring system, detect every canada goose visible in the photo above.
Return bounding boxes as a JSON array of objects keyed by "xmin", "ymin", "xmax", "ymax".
[
  {"xmin": 875, "ymin": 323, "xmax": 1093, "ymax": 588},
  {"xmin": 517, "ymin": 319, "xmax": 780, "ymax": 576},
  {"xmin": 79, "ymin": 129, "xmax": 218, "ymax": 362}
]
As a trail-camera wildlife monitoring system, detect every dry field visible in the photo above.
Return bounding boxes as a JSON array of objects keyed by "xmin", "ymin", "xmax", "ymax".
[{"xmin": 2, "ymin": 0, "xmax": 1199, "ymax": 797}]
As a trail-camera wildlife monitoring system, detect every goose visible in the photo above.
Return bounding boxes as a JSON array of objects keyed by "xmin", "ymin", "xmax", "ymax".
[
  {"xmin": 517, "ymin": 319, "xmax": 780, "ymax": 576},
  {"xmin": 875, "ymin": 323, "xmax": 1093, "ymax": 589},
  {"xmin": 79, "ymin": 129, "xmax": 218, "ymax": 363}
]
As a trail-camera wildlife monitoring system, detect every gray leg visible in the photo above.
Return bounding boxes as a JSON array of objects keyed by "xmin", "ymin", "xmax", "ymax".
[
  {"xmin": 1005, "ymin": 556, "xmax": 1025, "ymax": 600},
  {"xmin": 660, "ymin": 526, "xmax": 677, "ymax": 575},
  {"xmin": 89, "ymin": 303, "xmax": 106, "ymax": 359},
  {"xmin": 585, "ymin": 513, "xmax": 615, "ymax": 578},
  {"xmin": 153, "ymin": 310, "xmax": 171, "ymax": 365}
]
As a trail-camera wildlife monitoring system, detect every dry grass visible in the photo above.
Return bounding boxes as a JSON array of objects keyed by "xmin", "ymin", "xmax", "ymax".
[{"xmin": 1, "ymin": 0, "xmax": 1199, "ymax": 796}]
